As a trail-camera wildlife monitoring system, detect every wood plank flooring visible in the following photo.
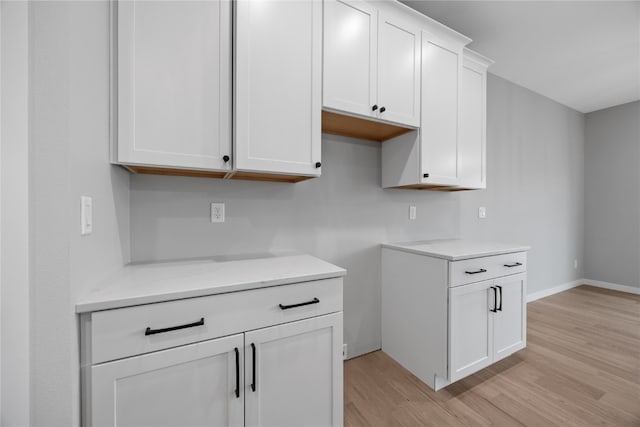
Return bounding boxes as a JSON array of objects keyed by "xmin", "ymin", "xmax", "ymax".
[{"xmin": 344, "ymin": 285, "xmax": 640, "ymax": 426}]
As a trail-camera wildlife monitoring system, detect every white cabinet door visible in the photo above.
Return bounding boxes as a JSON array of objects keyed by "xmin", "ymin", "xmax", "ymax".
[
  {"xmin": 91, "ymin": 333, "xmax": 244, "ymax": 427},
  {"xmin": 458, "ymin": 55, "xmax": 488, "ymax": 189},
  {"xmin": 377, "ymin": 11, "xmax": 421, "ymax": 127},
  {"xmin": 449, "ymin": 280, "xmax": 494, "ymax": 382},
  {"xmin": 235, "ymin": 0, "xmax": 322, "ymax": 176},
  {"xmin": 323, "ymin": 0, "xmax": 377, "ymax": 118},
  {"xmin": 244, "ymin": 313, "xmax": 343, "ymax": 427},
  {"xmin": 116, "ymin": 0, "xmax": 232, "ymax": 170},
  {"xmin": 420, "ymin": 32, "xmax": 462, "ymax": 186},
  {"xmin": 493, "ymin": 273, "xmax": 527, "ymax": 361}
]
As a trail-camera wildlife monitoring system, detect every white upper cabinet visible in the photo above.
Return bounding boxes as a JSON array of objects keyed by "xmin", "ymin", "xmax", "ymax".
[
  {"xmin": 114, "ymin": 0, "xmax": 232, "ymax": 172},
  {"xmin": 323, "ymin": 0, "xmax": 377, "ymax": 118},
  {"xmin": 458, "ymin": 48, "xmax": 493, "ymax": 189},
  {"xmin": 323, "ymin": 0, "xmax": 420, "ymax": 128},
  {"xmin": 419, "ymin": 32, "xmax": 463, "ymax": 187},
  {"xmin": 234, "ymin": 0, "xmax": 322, "ymax": 178}
]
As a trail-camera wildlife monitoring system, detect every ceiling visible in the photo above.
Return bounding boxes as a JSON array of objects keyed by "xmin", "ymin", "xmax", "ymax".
[{"xmin": 401, "ymin": 1, "xmax": 640, "ymax": 113}]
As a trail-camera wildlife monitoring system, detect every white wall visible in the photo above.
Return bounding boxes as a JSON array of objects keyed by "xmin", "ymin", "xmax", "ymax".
[
  {"xmin": 1, "ymin": 2, "xmax": 31, "ymax": 425},
  {"xmin": 459, "ymin": 74, "xmax": 585, "ymax": 294},
  {"xmin": 584, "ymin": 101, "xmax": 640, "ymax": 289},
  {"xmin": 29, "ymin": 1, "xmax": 130, "ymax": 425},
  {"xmin": 130, "ymin": 75, "xmax": 586, "ymax": 358}
]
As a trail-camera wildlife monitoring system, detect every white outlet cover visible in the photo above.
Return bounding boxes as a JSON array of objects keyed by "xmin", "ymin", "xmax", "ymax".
[
  {"xmin": 211, "ymin": 203, "xmax": 225, "ymax": 223},
  {"xmin": 409, "ymin": 205, "xmax": 417, "ymax": 220},
  {"xmin": 81, "ymin": 196, "xmax": 92, "ymax": 235},
  {"xmin": 478, "ymin": 207, "xmax": 487, "ymax": 219}
]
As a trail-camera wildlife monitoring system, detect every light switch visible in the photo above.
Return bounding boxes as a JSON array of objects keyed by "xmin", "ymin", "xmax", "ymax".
[
  {"xmin": 478, "ymin": 206, "xmax": 487, "ymax": 219},
  {"xmin": 81, "ymin": 196, "xmax": 92, "ymax": 235}
]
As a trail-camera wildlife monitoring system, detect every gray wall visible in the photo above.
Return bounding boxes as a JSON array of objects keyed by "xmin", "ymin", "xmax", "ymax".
[
  {"xmin": 130, "ymin": 74, "xmax": 586, "ymax": 357},
  {"xmin": 29, "ymin": 2, "xmax": 130, "ymax": 425},
  {"xmin": 459, "ymin": 74, "xmax": 585, "ymax": 295},
  {"xmin": 584, "ymin": 101, "xmax": 640, "ymax": 289}
]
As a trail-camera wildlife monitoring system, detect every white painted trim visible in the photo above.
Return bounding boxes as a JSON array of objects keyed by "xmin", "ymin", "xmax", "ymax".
[
  {"xmin": 582, "ymin": 279, "xmax": 640, "ymax": 295},
  {"xmin": 526, "ymin": 280, "xmax": 582, "ymax": 302}
]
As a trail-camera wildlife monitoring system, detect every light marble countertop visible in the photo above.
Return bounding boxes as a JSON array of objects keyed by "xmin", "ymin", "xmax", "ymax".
[
  {"xmin": 382, "ymin": 239, "xmax": 530, "ymax": 261},
  {"xmin": 76, "ymin": 253, "xmax": 346, "ymax": 313}
]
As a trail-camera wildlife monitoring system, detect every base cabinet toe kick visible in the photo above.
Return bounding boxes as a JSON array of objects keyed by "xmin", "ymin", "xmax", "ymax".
[
  {"xmin": 381, "ymin": 241, "xmax": 528, "ymax": 391},
  {"xmin": 79, "ymin": 270, "xmax": 344, "ymax": 427}
]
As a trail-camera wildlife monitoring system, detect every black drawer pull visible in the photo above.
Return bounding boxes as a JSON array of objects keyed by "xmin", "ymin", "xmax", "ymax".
[
  {"xmin": 144, "ymin": 317, "xmax": 205, "ymax": 336},
  {"xmin": 465, "ymin": 269, "xmax": 487, "ymax": 275},
  {"xmin": 279, "ymin": 297, "xmax": 320, "ymax": 310},
  {"xmin": 497, "ymin": 285, "xmax": 503, "ymax": 311},
  {"xmin": 503, "ymin": 262, "xmax": 522, "ymax": 268},
  {"xmin": 490, "ymin": 286, "xmax": 497, "ymax": 313},
  {"xmin": 234, "ymin": 348, "xmax": 240, "ymax": 398},
  {"xmin": 251, "ymin": 343, "xmax": 256, "ymax": 392}
]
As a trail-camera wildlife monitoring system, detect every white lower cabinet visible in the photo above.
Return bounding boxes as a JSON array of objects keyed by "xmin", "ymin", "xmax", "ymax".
[
  {"xmin": 381, "ymin": 241, "xmax": 528, "ymax": 391},
  {"xmin": 81, "ymin": 278, "xmax": 344, "ymax": 427},
  {"xmin": 245, "ymin": 313, "xmax": 343, "ymax": 427},
  {"xmin": 92, "ymin": 334, "xmax": 245, "ymax": 427}
]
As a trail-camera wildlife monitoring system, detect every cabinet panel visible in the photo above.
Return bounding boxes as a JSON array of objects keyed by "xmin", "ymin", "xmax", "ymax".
[
  {"xmin": 420, "ymin": 34, "xmax": 461, "ymax": 186},
  {"xmin": 91, "ymin": 334, "xmax": 244, "ymax": 427},
  {"xmin": 377, "ymin": 12, "xmax": 420, "ymax": 127},
  {"xmin": 323, "ymin": 0, "xmax": 377, "ymax": 117},
  {"xmin": 459, "ymin": 58, "xmax": 487, "ymax": 188},
  {"xmin": 116, "ymin": 0, "xmax": 231, "ymax": 170},
  {"xmin": 235, "ymin": 0, "xmax": 322, "ymax": 176},
  {"xmin": 493, "ymin": 274, "xmax": 526, "ymax": 361},
  {"xmin": 449, "ymin": 280, "xmax": 494, "ymax": 382},
  {"xmin": 245, "ymin": 313, "xmax": 343, "ymax": 427}
]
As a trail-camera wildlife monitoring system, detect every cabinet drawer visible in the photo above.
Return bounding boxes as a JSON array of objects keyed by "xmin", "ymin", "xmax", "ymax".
[
  {"xmin": 90, "ymin": 278, "xmax": 342, "ymax": 364},
  {"xmin": 449, "ymin": 252, "xmax": 526, "ymax": 287}
]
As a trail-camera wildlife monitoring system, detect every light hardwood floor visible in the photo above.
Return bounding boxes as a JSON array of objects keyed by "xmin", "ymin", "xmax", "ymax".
[{"xmin": 344, "ymin": 285, "xmax": 640, "ymax": 426}]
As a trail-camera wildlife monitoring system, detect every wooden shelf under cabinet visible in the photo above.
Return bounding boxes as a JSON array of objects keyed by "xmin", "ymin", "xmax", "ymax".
[
  {"xmin": 122, "ymin": 165, "xmax": 314, "ymax": 183},
  {"xmin": 321, "ymin": 110, "xmax": 414, "ymax": 142}
]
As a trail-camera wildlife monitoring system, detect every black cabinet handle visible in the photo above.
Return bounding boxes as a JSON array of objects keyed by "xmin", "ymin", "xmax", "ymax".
[
  {"xmin": 423, "ymin": 173, "xmax": 429, "ymax": 178},
  {"xmin": 223, "ymin": 155, "xmax": 230, "ymax": 162},
  {"xmin": 497, "ymin": 286, "xmax": 503, "ymax": 311},
  {"xmin": 234, "ymin": 348, "xmax": 240, "ymax": 398},
  {"xmin": 315, "ymin": 162, "xmax": 322, "ymax": 168},
  {"xmin": 145, "ymin": 317, "xmax": 204, "ymax": 336},
  {"xmin": 465, "ymin": 269, "xmax": 487, "ymax": 275},
  {"xmin": 490, "ymin": 287, "xmax": 497, "ymax": 313},
  {"xmin": 503, "ymin": 262, "xmax": 522, "ymax": 268},
  {"xmin": 379, "ymin": 106, "xmax": 386, "ymax": 113},
  {"xmin": 279, "ymin": 297, "xmax": 320, "ymax": 310},
  {"xmin": 251, "ymin": 343, "xmax": 256, "ymax": 392},
  {"xmin": 372, "ymin": 104, "xmax": 378, "ymax": 111}
]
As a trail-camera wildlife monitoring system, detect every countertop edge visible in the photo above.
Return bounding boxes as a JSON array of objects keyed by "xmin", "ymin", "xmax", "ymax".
[
  {"xmin": 75, "ymin": 269, "xmax": 346, "ymax": 314},
  {"xmin": 381, "ymin": 243, "xmax": 531, "ymax": 261}
]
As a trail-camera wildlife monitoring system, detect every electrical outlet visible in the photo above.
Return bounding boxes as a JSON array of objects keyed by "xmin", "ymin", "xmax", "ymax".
[
  {"xmin": 478, "ymin": 206, "xmax": 487, "ymax": 219},
  {"xmin": 342, "ymin": 343, "xmax": 348, "ymax": 360},
  {"xmin": 210, "ymin": 203, "xmax": 225, "ymax": 223},
  {"xmin": 409, "ymin": 205, "xmax": 417, "ymax": 220},
  {"xmin": 574, "ymin": 259, "xmax": 578, "ymax": 270}
]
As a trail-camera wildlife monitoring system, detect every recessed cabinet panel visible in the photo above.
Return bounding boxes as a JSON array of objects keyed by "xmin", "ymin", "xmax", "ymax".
[
  {"xmin": 245, "ymin": 313, "xmax": 343, "ymax": 427},
  {"xmin": 91, "ymin": 334, "xmax": 244, "ymax": 427},
  {"xmin": 420, "ymin": 35, "xmax": 460, "ymax": 185},
  {"xmin": 323, "ymin": 0, "xmax": 377, "ymax": 117},
  {"xmin": 116, "ymin": 0, "xmax": 231, "ymax": 170},
  {"xmin": 235, "ymin": 0, "xmax": 321, "ymax": 176},
  {"xmin": 449, "ymin": 280, "xmax": 494, "ymax": 382},
  {"xmin": 493, "ymin": 274, "xmax": 526, "ymax": 360},
  {"xmin": 377, "ymin": 12, "xmax": 421, "ymax": 127}
]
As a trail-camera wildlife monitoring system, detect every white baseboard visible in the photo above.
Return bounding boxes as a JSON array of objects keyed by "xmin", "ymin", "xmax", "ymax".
[
  {"xmin": 527, "ymin": 278, "xmax": 640, "ymax": 302},
  {"xmin": 582, "ymin": 279, "xmax": 640, "ymax": 295},
  {"xmin": 527, "ymin": 280, "xmax": 583, "ymax": 302}
]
